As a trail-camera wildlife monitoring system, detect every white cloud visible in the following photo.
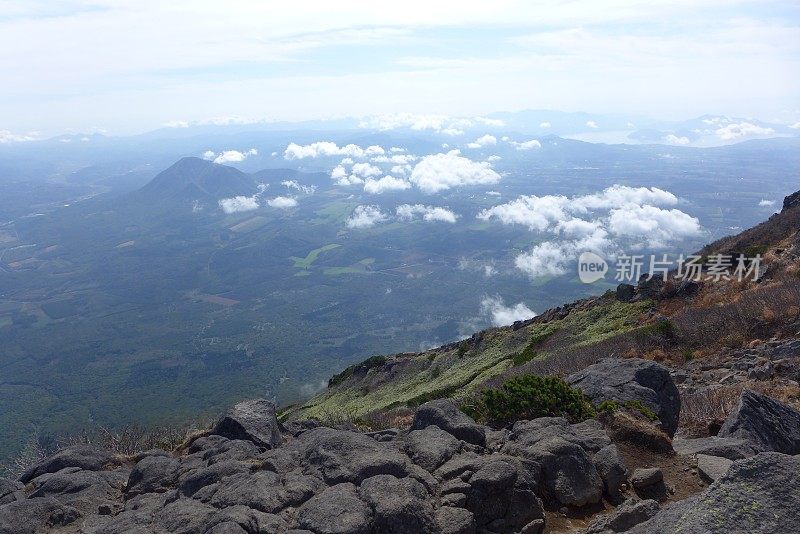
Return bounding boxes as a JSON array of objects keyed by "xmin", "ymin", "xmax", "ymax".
[
  {"xmin": 758, "ymin": 199, "xmax": 775, "ymax": 207},
  {"xmin": 487, "ymin": 155, "xmax": 501, "ymax": 162},
  {"xmin": 480, "ymin": 184, "xmax": 699, "ymax": 277},
  {"xmin": 267, "ymin": 196, "xmax": 298, "ymax": 208},
  {"xmin": 363, "ymin": 175, "xmax": 412, "ymax": 194},
  {"xmin": 219, "ymin": 195, "xmax": 259, "ymax": 214},
  {"xmin": 284, "ymin": 142, "xmax": 384, "ymax": 159},
  {"xmin": 715, "ymin": 122, "xmax": 775, "ymax": 140},
  {"xmin": 571, "ymin": 185, "xmax": 678, "ymax": 211},
  {"xmin": 608, "ymin": 204, "xmax": 701, "ymax": 246},
  {"xmin": 486, "ymin": 190, "xmax": 501, "ymax": 196},
  {"xmin": 480, "ymin": 295, "xmax": 535, "ymax": 326},
  {"xmin": 396, "ymin": 204, "xmax": 458, "ymax": 223},
  {"xmin": 484, "ymin": 265, "xmax": 496, "ymax": 277},
  {"xmin": 539, "ymin": 121, "xmax": 552, "ymax": 128},
  {"xmin": 204, "ymin": 148, "xmax": 258, "ymax": 164},
  {"xmin": 0, "ymin": 130, "xmax": 38, "ymax": 143},
  {"xmin": 409, "ymin": 152, "xmax": 501, "ymax": 193},
  {"xmin": 281, "ymin": 180, "xmax": 316, "ymax": 194},
  {"xmin": 664, "ymin": 134, "xmax": 690, "ymax": 145},
  {"xmin": 586, "ymin": 120, "xmax": 599, "ymax": 128},
  {"xmin": 466, "ymin": 134, "xmax": 497, "ymax": 148},
  {"xmin": 346, "ymin": 205, "xmax": 388, "ymax": 228},
  {"xmin": 359, "ymin": 114, "xmax": 501, "ymax": 135},
  {"xmin": 351, "ymin": 162, "xmax": 382, "ymax": 178},
  {"xmin": 478, "ymin": 194, "xmax": 570, "ymax": 231},
  {"xmin": 510, "ymin": 139, "xmax": 542, "ymax": 150},
  {"xmin": 790, "ymin": 122, "xmax": 800, "ymax": 130}
]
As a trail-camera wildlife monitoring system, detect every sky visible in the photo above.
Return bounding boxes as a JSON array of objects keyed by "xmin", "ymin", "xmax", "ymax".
[{"xmin": 1, "ymin": 0, "xmax": 798, "ymax": 137}]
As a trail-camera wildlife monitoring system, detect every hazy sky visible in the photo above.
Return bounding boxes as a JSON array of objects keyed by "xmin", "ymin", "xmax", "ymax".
[{"xmin": 1, "ymin": 0, "xmax": 798, "ymax": 136}]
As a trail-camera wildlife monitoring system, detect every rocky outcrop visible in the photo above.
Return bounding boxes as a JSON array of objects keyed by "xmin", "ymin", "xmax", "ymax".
[
  {"xmin": 0, "ymin": 398, "xmax": 637, "ymax": 534},
  {"xmin": 584, "ymin": 499, "xmax": 659, "ymax": 534},
  {"xmin": 568, "ymin": 358, "xmax": 681, "ymax": 437},
  {"xmin": 717, "ymin": 389, "xmax": 800, "ymax": 455},
  {"xmin": 211, "ymin": 399, "xmax": 284, "ymax": 450},
  {"xmin": 628, "ymin": 452, "xmax": 800, "ymax": 533}
]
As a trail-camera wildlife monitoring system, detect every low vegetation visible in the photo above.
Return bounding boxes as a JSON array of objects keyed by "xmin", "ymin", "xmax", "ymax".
[{"xmin": 463, "ymin": 374, "xmax": 596, "ymax": 427}]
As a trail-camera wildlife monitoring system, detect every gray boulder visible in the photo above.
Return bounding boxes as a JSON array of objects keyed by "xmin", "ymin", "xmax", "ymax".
[
  {"xmin": 297, "ymin": 483, "xmax": 372, "ymax": 534},
  {"xmin": 435, "ymin": 507, "xmax": 476, "ymax": 534},
  {"xmin": 629, "ymin": 452, "xmax": 800, "ymax": 533},
  {"xmin": 127, "ymin": 455, "xmax": 181, "ymax": 496},
  {"xmin": 717, "ymin": 390, "xmax": 800, "ymax": 454},
  {"xmin": 299, "ymin": 427, "xmax": 410, "ymax": 484},
  {"xmin": 630, "ymin": 468, "xmax": 662, "ymax": 489},
  {"xmin": 27, "ymin": 468, "xmax": 124, "ymax": 515},
  {"xmin": 411, "ymin": 400, "xmax": 487, "ymax": 447},
  {"xmin": 402, "ymin": 425, "xmax": 462, "ymax": 472},
  {"xmin": 522, "ymin": 437, "xmax": 604, "ymax": 507},
  {"xmin": 568, "ymin": 358, "xmax": 680, "ymax": 437},
  {"xmin": 0, "ymin": 478, "xmax": 23, "ymax": 506},
  {"xmin": 593, "ymin": 444, "xmax": 628, "ymax": 500},
  {"xmin": 0, "ymin": 497, "xmax": 81, "ymax": 534},
  {"xmin": 359, "ymin": 474, "xmax": 436, "ymax": 533},
  {"xmin": 465, "ymin": 457, "xmax": 545, "ymax": 531},
  {"xmin": 19, "ymin": 444, "xmax": 121, "ymax": 483},
  {"xmin": 672, "ymin": 436, "xmax": 759, "ymax": 460},
  {"xmin": 212, "ymin": 399, "xmax": 283, "ymax": 449},
  {"xmin": 584, "ymin": 499, "xmax": 660, "ymax": 533},
  {"xmin": 696, "ymin": 454, "xmax": 732, "ymax": 482}
]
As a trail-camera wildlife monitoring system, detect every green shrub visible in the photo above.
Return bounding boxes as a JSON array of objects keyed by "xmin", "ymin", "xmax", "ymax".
[
  {"xmin": 464, "ymin": 374, "xmax": 596, "ymax": 427},
  {"xmin": 430, "ymin": 366, "xmax": 441, "ymax": 379},
  {"xmin": 457, "ymin": 341, "xmax": 469, "ymax": 358},
  {"xmin": 596, "ymin": 399, "xmax": 619, "ymax": 414}
]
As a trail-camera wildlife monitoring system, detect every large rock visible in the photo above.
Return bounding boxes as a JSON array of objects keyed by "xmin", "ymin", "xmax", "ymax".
[
  {"xmin": 0, "ymin": 478, "xmax": 23, "ymax": 506},
  {"xmin": 411, "ymin": 400, "xmax": 487, "ymax": 447},
  {"xmin": 297, "ymin": 483, "xmax": 372, "ymax": 534},
  {"xmin": 672, "ymin": 436, "xmax": 759, "ymax": 460},
  {"xmin": 0, "ymin": 497, "xmax": 81, "ymax": 534},
  {"xmin": 358, "ymin": 474, "xmax": 436, "ymax": 533},
  {"xmin": 402, "ymin": 426, "xmax": 462, "ymax": 472},
  {"xmin": 629, "ymin": 452, "xmax": 800, "ymax": 533},
  {"xmin": 19, "ymin": 444, "xmax": 121, "ymax": 483},
  {"xmin": 717, "ymin": 390, "xmax": 800, "ymax": 454},
  {"xmin": 696, "ymin": 454, "xmax": 732, "ymax": 482},
  {"xmin": 522, "ymin": 437, "xmax": 603, "ymax": 507},
  {"xmin": 212, "ymin": 399, "xmax": 284, "ymax": 449},
  {"xmin": 593, "ymin": 445, "xmax": 628, "ymax": 501},
  {"xmin": 299, "ymin": 428, "xmax": 410, "ymax": 484},
  {"xmin": 568, "ymin": 358, "xmax": 681, "ymax": 437},
  {"xmin": 584, "ymin": 499, "xmax": 660, "ymax": 534},
  {"xmin": 127, "ymin": 455, "xmax": 181, "ymax": 496}
]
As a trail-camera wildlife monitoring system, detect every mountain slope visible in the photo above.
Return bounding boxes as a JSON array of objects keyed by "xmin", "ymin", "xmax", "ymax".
[
  {"xmin": 291, "ymin": 190, "xmax": 800, "ymax": 428},
  {"xmin": 132, "ymin": 157, "xmax": 258, "ymax": 206}
]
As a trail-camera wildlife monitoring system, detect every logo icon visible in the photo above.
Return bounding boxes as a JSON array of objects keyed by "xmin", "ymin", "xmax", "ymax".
[{"xmin": 578, "ymin": 251, "xmax": 608, "ymax": 283}]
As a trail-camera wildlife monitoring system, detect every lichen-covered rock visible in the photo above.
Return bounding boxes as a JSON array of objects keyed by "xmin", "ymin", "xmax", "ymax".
[
  {"xmin": 568, "ymin": 358, "xmax": 680, "ymax": 437},
  {"xmin": 521, "ymin": 437, "xmax": 604, "ymax": 507},
  {"xmin": 672, "ymin": 436, "xmax": 759, "ymax": 460},
  {"xmin": 629, "ymin": 453, "xmax": 800, "ymax": 533},
  {"xmin": 717, "ymin": 390, "xmax": 800, "ymax": 454}
]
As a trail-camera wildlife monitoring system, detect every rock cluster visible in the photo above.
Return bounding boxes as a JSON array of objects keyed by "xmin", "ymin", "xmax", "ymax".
[{"xmin": 2, "ymin": 362, "xmax": 799, "ymax": 533}]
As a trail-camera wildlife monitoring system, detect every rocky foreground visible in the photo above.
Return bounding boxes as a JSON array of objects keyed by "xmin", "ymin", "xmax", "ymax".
[{"xmin": 2, "ymin": 358, "xmax": 799, "ymax": 533}]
